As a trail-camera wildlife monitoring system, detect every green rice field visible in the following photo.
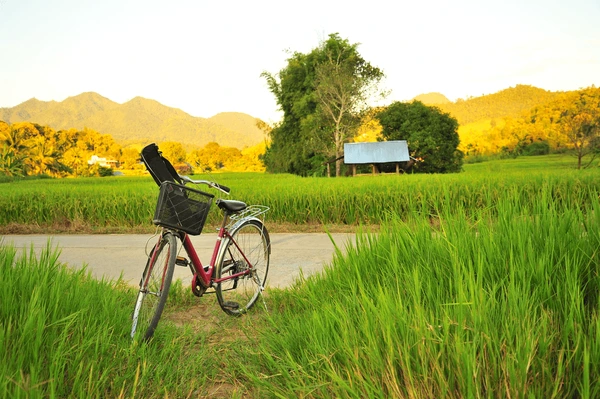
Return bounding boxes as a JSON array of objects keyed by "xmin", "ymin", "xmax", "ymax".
[
  {"xmin": 2, "ymin": 154, "xmax": 600, "ymax": 397},
  {"xmin": 0, "ymin": 154, "xmax": 598, "ymax": 232}
]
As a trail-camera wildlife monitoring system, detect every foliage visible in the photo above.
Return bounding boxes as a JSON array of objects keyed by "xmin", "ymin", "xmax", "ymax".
[
  {"xmin": 0, "ymin": 123, "xmax": 123, "ymax": 177},
  {"xmin": 521, "ymin": 86, "xmax": 599, "ymax": 168},
  {"xmin": 231, "ymin": 142, "xmax": 267, "ymax": 172},
  {"xmin": 262, "ymin": 33, "xmax": 385, "ymax": 176},
  {"xmin": 556, "ymin": 87, "xmax": 600, "ymax": 168},
  {"xmin": 187, "ymin": 142, "xmax": 241, "ymax": 172},
  {"xmin": 311, "ymin": 35, "xmax": 386, "ymax": 176},
  {"xmin": 159, "ymin": 141, "xmax": 186, "ymax": 164},
  {"xmin": 454, "ymin": 86, "xmax": 600, "ymax": 170},
  {"xmin": 97, "ymin": 166, "xmax": 114, "ymax": 177},
  {"xmin": 0, "ymin": 121, "xmax": 267, "ymax": 177},
  {"xmin": 376, "ymin": 100, "xmax": 463, "ymax": 173},
  {"xmin": 119, "ymin": 147, "xmax": 143, "ymax": 170},
  {"xmin": 521, "ymin": 140, "xmax": 551, "ymax": 156},
  {"xmin": 0, "ymin": 144, "xmax": 25, "ymax": 177},
  {"xmin": 440, "ymin": 85, "xmax": 562, "ymax": 156}
]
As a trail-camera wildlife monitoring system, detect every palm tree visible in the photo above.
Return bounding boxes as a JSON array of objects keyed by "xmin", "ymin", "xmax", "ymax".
[
  {"xmin": 0, "ymin": 126, "xmax": 28, "ymax": 154},
  {"xmin": 26, "ymin": 136, "xmax": 68, "ymax": 176},
  {"xmin": 0, "ymin": 145, "xmax": 25, "ymax": 177},
  {"xmin": 62, "ymin": 146, "xmax": 87, "ymax": 177}
]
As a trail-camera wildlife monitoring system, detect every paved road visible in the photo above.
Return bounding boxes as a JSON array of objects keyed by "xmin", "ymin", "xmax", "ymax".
[{"xmin": 0, "ymin": 233, "xmax": 356, "ymax": 288}]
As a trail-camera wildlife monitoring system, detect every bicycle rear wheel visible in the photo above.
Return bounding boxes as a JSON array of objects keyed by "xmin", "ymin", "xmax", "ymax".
[
  {"xmin": 216, "ymin": 219, "xmax": 270, "ymax": 316},
  {"xmin": 131, "ymin": 232, "xmax": 177, "ymax": 340}
]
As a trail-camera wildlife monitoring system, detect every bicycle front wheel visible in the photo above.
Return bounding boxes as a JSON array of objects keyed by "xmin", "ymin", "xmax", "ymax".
[
  {"xmin": 131, "ymin": 232, "xmax": 177, "ymax": 340},
  {"xmin": 216, "ymin": 219, "xmax": 270, "ymax": 316}
]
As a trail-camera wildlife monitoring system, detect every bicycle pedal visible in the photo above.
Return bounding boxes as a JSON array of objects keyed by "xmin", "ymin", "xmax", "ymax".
[
  {"xmin": 222, "ymin": 301, "xmax": 240, "ymax": 310},
  {"xmin": 175, "ymin": 256, "xmax": 189, "ymax": 267}
]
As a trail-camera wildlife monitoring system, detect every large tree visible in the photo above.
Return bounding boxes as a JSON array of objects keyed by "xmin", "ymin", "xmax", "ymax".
[
  {"xmin": 557, "ymin": 87, "xmax": 600, "ymax": 169},
  {"xmin": 376, "ymin": 101, "xmax": 463, "ymax": 173},
  {"xmin": 262, "ymin": 33, "xmax": 385, "ymax": 176}
]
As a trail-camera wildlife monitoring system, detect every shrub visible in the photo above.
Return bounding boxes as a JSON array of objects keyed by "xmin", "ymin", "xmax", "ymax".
[{"xmin": 522, "ymin": 141, "xmax": 551, "ymax": 156}]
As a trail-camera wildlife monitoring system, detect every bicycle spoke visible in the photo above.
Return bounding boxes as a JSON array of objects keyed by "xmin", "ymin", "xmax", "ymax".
[
  {"xmin": 131, "ymin": 233, "xmax": 177, "ymax": 341},
  {"xmin": 216, "ymin": 220, "xmax": 270, "ymax": 316}
]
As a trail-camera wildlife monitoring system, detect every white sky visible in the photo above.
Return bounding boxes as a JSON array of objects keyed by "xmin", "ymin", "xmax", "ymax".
[{"xmin": 0, "ymin": 0, "xmax": 598, "ymax": 124}]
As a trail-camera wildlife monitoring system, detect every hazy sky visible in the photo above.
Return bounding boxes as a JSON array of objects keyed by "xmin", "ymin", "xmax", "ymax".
[{"xmin": 0, "ymin": 0, "xmax": 598, "ymax": 123}]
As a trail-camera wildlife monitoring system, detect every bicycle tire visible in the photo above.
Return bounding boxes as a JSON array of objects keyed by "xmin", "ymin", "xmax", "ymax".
[
  {"xmin": 215, "ymin": 219, "xmax": 270, "ymax": 316},
  {"xmin": 131, "ymin": 232, "xmax": 177, "ymax": 340}
]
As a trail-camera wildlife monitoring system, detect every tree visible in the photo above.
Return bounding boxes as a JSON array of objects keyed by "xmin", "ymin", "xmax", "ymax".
[
  {"xmin": 0, "ymin": 145, "xmax": 25, "ymax": 177},
  {"xmin": 0, "ymin": 122, "xmax": 28, "ymax": 176},
  {"xmin": 240, "ymin": 142, "xmax": 267, "ymax": 172},
  {"xmin": 62, "ymin": 146, "xmax": 87, "ymax": 177},
  {"xmin": 262, "ymin": 33, "xmax": 385, "ymax": 176},
  {"xmin": 557, "ymin": 87, "xmax": 600, "ymax": 169},
  {"xmin": 0, "ymin": 121, "xmax": 8, "ymax": 137},
  {"xmin": 119, "ymin": 148, "xmax": 142, "ymax": 170},
  {"xmin": 311, "ymin": 36, "xmax": 385, "ymax": 176},
  {"xmin": 2, "ymin": 122, "xmax": 36, "ymax": 155},
  {"xmin": 376, "ymin": 101, "xmax": 463, "ymax": 173},
  {"xmin": 26, "ymin": 135, "xmax": 69, "ymax": 176},
  {"xmin": 187, "ymin": 142, "xmax": 242, "ymax": 172},
  {"xmin": 159, "ymin": 141, "xmax": 186, "ymax": 164},
  {"xmin": 262, "ymin": 50, "xmax": 319, "ymax": 176},
  {"xmin": 78, "ymin": 127, "xmax": 121, "ymax": 160}
]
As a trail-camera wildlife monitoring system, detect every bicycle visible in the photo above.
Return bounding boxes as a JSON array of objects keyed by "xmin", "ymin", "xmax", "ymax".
[{"xmin": 131, "ymin": 143, "xmax": 271, "ymax": 341}]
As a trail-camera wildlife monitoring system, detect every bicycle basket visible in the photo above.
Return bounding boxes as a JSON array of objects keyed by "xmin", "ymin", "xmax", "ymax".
[{"xmin": 153, "ymin": 181, "xmax": 214, "ymax": 235}]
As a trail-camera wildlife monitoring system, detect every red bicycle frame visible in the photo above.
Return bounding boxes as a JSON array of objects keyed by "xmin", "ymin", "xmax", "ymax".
[{"xmin": 180, "ymin": 224, "xmax": 257, "ymax": 292}]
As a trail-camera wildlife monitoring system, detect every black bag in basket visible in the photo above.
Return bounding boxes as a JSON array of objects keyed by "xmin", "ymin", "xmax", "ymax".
[{"xmin": 140, "ymin": 143, "xmax": 182, "ymax": 187}]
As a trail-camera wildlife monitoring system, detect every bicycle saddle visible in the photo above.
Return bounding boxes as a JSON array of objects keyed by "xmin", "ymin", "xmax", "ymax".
[{"xmin": 216, "ymin": 199, "xmax": 247, "ymax": 213}]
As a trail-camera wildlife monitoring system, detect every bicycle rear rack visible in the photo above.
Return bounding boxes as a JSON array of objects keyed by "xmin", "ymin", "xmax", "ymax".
[{"xmin": 226, "ymin": 205, "xmax": 269, "ymax": 229}]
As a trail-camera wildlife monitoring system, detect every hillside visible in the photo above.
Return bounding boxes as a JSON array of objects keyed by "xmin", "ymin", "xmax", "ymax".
[
  {"xmin": 407, "ymin": 85, "xmax": 574, "ymax": 156},
  {"xmin": 412, "ymin": 92, "xmax": 451, "ymax": 105},
  {"xmin": 208, "ymin": 112, "xmax": 268, "ymax": 145},
  {"xmin": 0, "ymin": 93, "xmax": 265, "ymax": 149},
  {"xmin": 435, "ymin": 85, "xmax": 563, "ymax": 125}
]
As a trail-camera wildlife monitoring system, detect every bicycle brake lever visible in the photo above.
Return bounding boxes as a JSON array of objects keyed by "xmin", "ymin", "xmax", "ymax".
[{"xmin": 212, "ymin": 182, "xmax": 230, "ymax": 195}]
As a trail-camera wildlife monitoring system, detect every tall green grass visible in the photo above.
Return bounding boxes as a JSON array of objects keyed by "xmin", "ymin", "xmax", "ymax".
[
  {"xmin": 0, "ymin": 243, "xmax": 234, "ymax": 398},
  {"xmin": 0, "ymin": 155, "xmax": 599, "ymax": 231},
  {"xmin": 242, "ymin": 192, "xmax": 600, "ymax": 397},
  {"xmin": 2, "ymin": 155, "xmax": 600, "ymax": 397}
]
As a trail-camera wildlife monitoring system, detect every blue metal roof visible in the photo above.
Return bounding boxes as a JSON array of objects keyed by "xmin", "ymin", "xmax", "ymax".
[{"xmin": 344, "ymin": 141, "xmax": 409, "ymax": 164}]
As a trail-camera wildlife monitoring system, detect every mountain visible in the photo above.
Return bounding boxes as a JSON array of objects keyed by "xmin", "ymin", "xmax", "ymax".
[
  {"xmin": 412, "ymin": 92, "xmax": 451, "ymax": 105},
  {"xmin": 434, "ymin": 85, "xmax": 563, "ymax": 125},
  {"xmin": 410, "ymin": 85, "xmax": 566, "ymax": 125},
  {"xmin": 1, "ymin": 85, "xmax": 567, "ymax": 150},
  {"xmin": 0, "ymin": 93, "xmax": 265, "ymax": 149}
]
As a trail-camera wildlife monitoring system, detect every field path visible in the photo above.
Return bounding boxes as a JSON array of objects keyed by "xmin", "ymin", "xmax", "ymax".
[{"xmin": 1, "ymin": 233, "xmax": 356, "ymax": 288}]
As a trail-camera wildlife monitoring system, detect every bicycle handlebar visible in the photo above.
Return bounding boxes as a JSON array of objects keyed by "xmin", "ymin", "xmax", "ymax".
[
  {"xmin": 179, "ymin": 175, "xmax": 230, "ymax": 195},
  {"xmin": 211, "ymin": 182, "xmax": 231, "ymax": 194}
]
